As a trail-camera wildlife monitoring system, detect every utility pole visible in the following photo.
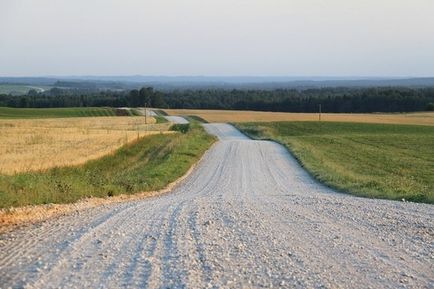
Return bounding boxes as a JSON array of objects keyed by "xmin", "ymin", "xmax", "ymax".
[
  {"xmin": 144, "ymin": 103, "xmax": 147, "ymax": 124},
  {"xmin": 319, "ymin": 104, "xmax": 322, "ymax": 122}
]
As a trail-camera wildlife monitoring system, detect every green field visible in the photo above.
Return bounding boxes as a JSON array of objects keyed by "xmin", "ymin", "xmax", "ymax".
[
  {"xmin": 155, "ymin": 115, "xmax": 169, "ymax": 123},
  {"xmin": 0, "ymin": 84, "xmax": 51, "ymax": 95},
  {"xmin": 0, "ymin": 123, "xmax": 215, "ymax": 208},
  {"xmin": 0, "ymin": 107, "xmax": 120, "ymax": 118},
  {"xmin": 236, "ymin": 122, "xmax": 434, "ymax": 204}
]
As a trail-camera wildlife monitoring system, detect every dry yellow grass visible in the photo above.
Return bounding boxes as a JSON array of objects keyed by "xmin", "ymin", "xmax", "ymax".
[
  {"xmin": 0, "ymin": 151, "xmax": 203, "ymax": 233},
  {"xmin": 164, "ymin": 109, "xmax": 434, "ymax": 126},
  {"xmin": 0, "ymin": 116, "xmax": 172, "ymax": 175}
]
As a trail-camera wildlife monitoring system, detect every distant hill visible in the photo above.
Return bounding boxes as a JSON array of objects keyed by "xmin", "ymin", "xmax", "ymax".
[{"xmin": 1, "ymin": 76, "xmax": 434, "ymax": 91}]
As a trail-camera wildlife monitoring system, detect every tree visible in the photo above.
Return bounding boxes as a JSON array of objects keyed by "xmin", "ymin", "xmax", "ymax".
[
  {"xmin": 27, "ymin": 89, "xmax": 38, "ymax": 96},
  {"xmin": 127, "ymin": 89, "xmax": 140, "ymax": 107},
  {"xmin": 139, "ymin": 87, "xmax": 153, "ymax": 107},
  {"xmin": 19, "ymin": 97, "xmax": 29, "ymax": 108},
  {"xmin": 150, "ymin": 92, "xmax": 167, "ymax": 108}
]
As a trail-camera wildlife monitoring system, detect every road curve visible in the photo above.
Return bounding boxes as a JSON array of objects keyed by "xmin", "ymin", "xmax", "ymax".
[
  {"xmin": 163, "ymin": 116, "xmax": 189, "ymax": 124},
  {"xmin": 1, "ymin": 124, "xmax": 433, "ymax": 289}
]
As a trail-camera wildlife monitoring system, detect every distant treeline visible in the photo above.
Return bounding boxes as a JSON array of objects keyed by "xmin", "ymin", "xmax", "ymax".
[
  {"xmin": 1, "ymin": 86, "xmax": 434, "ymax": 113},
  {"xmin": 163, "ymin": 88, "xmax": 434, "ymax": 112},
  {"xmin": 0, "ymin": 87, "xmax": 165, "ymax": 109}
]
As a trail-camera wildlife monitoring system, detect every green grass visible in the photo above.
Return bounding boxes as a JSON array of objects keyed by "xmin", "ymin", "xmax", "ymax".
[
  {"xmin": 185, "ymin": 115, "xmax": 209, "ymax": 123},
  {"xmin": 155, "ymin": 115, "xmax": 169, "ymax": 123},
  {"xmin": 170, "ymin": 123, "xmax": 190, "ymax": 133},
  {"xmin": 152, "ymin": 110, "xmax": 169, "ymax": 123},
  {"xmin": 127, "ymin": 108, "xmax": 141, "ymax": 116},
  {"xmin": 0, "ymin": 124, "xmax": 215, "ymax": 208},
  {"xmin": 154, "ymin": 109, "xmax": 168, "ymax": 116},
  {"xmin": 0, "ymin": 107, "xmax": 118, "ymax": 119},
  {"xmin": 235, "ymin": 121, "xmax": 434, "ymax": 204}
]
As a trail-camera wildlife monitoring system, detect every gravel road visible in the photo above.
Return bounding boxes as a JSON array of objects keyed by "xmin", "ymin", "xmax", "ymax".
[
  {"xmin": 1, "ymin": 123, "xmax": 433, "ymax": 289},
  {"xmin": 164, "ymin": 116, "xmax": 189, "ymax": 124}
]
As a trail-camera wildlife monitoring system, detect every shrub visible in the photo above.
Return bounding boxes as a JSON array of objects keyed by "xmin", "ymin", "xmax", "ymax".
[{"xmin": 170, "ymin": 123, "xmax": 190, "ymax": 133}]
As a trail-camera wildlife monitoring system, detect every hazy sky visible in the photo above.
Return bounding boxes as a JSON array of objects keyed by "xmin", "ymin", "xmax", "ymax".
[{"xmin": 1, "ymin": 0, "xmax": 434, "ymax": 77}]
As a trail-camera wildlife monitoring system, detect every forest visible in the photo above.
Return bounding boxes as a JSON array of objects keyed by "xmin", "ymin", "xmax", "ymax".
[{"xmin": 1, "ymin": 86, "xmax": 433, "ymax": 113}]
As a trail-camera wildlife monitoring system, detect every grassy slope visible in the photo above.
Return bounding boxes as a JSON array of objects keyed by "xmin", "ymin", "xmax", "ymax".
[
  {"xmin": 155, "ymin": 115, "xmax": 169, "ymax": 123},
  {"xmin": 236, "ymin": 122, "xmax": 434, "ymax": 204},
  {"xmin": 185, "ymin": 115, "xmax": 209, "ymax": 123},
  {"xmin": 151, "ymin": 109, "xmax": 169, "ymax": 123},
  {"xmin": 0, "ymin": 107, "xmax": 117, "ymax": 118},
  {"xmin": 153, "ymin": 109, "xmax": 168, "ymax": 116},
  {"xmin": 0, "ymin": 124, "xmax": 215, "ymax": 208}
]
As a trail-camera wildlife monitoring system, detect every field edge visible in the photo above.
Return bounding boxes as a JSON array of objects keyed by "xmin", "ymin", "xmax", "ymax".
[
  {"xmin": 234, "ymin": 121, "xmax": 434, "ymax": 204},
  {"xmin": 0, "ymin": 125, "xmax": 217, "ymax": 232}
]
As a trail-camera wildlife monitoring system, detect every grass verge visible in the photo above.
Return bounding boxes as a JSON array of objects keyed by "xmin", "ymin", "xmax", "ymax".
[
  {"xmin": 155, "ymin": 115, "xmax": 169, "ymax": 123},
  {"xmin": 235, "ymin": 121, "xmax": 434, "ymax": 204},
  {"xmin": 154, "ymin": 109, "xmax": 168, "ymax": 116},
  {"xmin": 0, "ymin": 107, "xmax": 118, "ymax": 118},
  {"xmin": 185, "ymin": 115, "xmax": 209, "ymax": 123},
  {"xmin": 0, "ymin": 123, "xmax": 215, "ymax": 208}
]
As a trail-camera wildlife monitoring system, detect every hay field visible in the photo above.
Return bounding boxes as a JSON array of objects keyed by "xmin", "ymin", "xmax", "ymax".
[
  {"xmin": 0, "ymin": 116, "xmax": 171, "ymax": 174},
  {"xmin": 164, "ymin": 109, "xmax": 434, "ymax": 126}
]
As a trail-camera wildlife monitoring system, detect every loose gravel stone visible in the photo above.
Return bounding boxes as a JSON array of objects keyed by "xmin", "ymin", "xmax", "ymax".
[{"xmin": 0, "ymin": 123, "xmax": 433, "ymax": 289}]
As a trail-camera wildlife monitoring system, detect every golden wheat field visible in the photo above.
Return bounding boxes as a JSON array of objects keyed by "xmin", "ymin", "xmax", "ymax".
[
  {"xmin": 164, "ymin": 109, "xmax": 434, "ymax": 126},
  {"xmin": 0, "ymin": 116, "xmax": 172, "ymax": 175}
]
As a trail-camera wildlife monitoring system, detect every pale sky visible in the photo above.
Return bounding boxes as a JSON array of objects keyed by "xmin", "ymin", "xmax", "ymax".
[{"xmin": 1, "ymin": 0, "xmax": 433, "ymax": 77}]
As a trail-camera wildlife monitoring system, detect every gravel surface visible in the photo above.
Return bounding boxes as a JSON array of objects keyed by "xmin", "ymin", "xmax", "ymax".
[
  {"xmin": 164, "ymin": 116, "xmax": 189, "ymax": 124},
  {"xmin": 1, "ymin": 123, "xmax": 433, "ymax": 289}
]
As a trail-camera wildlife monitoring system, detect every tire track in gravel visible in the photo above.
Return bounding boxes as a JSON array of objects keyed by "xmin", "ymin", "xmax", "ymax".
[{"xmin": 1, "ymin": 123, "xmax": 433, "ymax": 289}]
